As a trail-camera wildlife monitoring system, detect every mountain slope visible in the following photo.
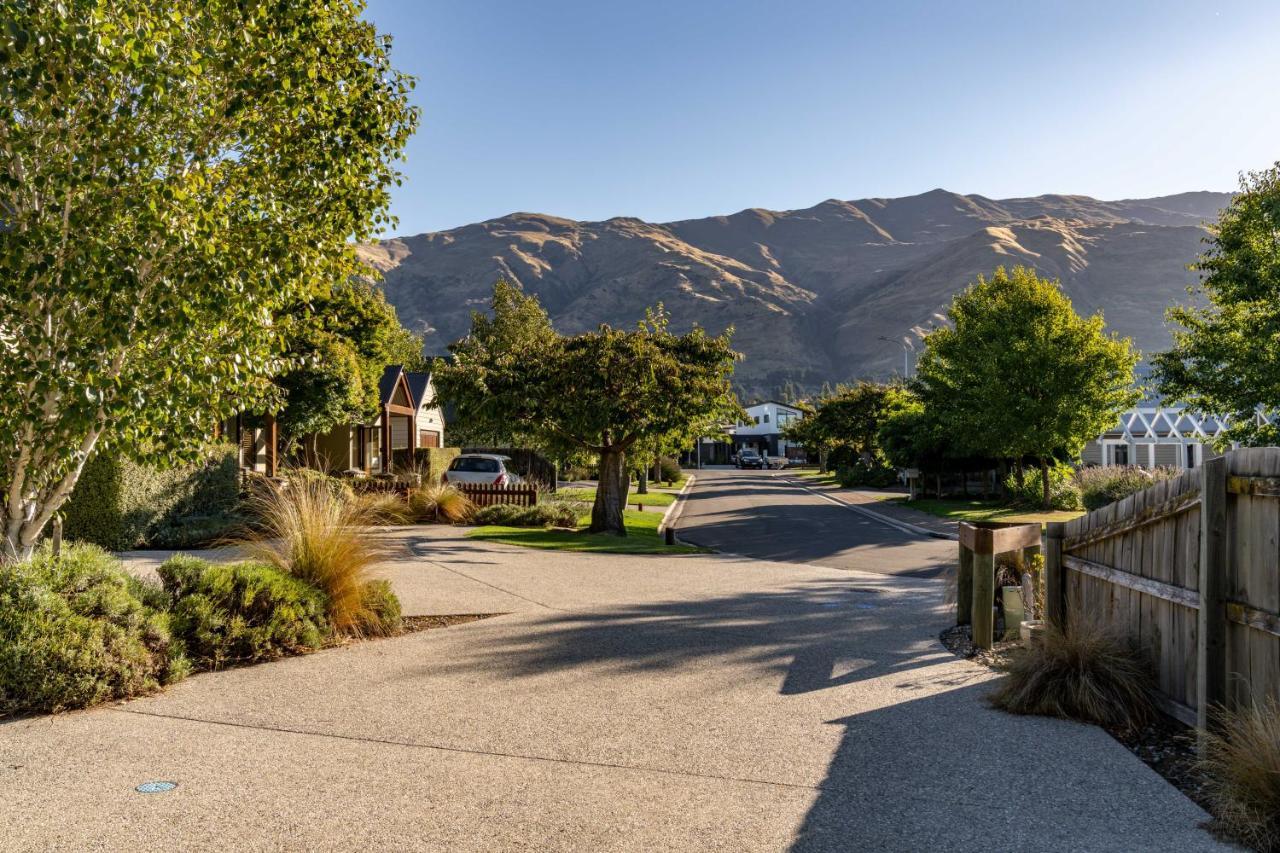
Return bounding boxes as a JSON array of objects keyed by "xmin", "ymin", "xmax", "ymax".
[{"xmin": 361, "ymin": 190, "xmax": 1229, "ymax": 396}]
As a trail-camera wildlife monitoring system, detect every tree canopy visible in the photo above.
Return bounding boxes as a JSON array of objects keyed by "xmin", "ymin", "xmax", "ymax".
[
  {"xmin": 275, "ymin": 279, "xmax": 427, "ymax": 452},
  {"xmin": 1154, "ymin": 164, "xmax": 1280, "ymax": 446},
  {"xmin": 783, "ymin": 382, "xmax": 903, "ymax": 472},
  {"xmin": 0, "ymin": 2, "xmax": 417, "ymax": 558},
  {"xmin": 434, "ymin": 281, "xmax": 740, "ymax": 535},
  {"xmin": 913, "ymin": 266, "xmax": 1139, "ymax": 507}
]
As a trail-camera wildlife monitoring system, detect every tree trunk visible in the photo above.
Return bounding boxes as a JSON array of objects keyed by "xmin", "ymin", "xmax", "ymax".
[
  {"xmin": 1040, "ymin": 458, "xmax": 1051, "ymax": 510},
  {"xmin": 935, "ymin": 473, "xmax": 942, "ymax": 499},
  {"xmin": 818, "ymin": 447, "xmax": 829, "ymax": 474},
  {"xmin": 636, "ymin": 466, "xmax": 648, "ymax": 495},
  {"xmin": 1015, "ymin": 459, "xmax": 1025, "ymax": 490},
  {"xmin": 590, "ymin": 449, "xmax": 627, "ymax": 536},
  {"xmin": 652, "ymin": 459, "xmax": 661, "ymax": 483}
]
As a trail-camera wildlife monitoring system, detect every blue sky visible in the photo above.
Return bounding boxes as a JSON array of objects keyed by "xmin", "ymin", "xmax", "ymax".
[{"xmin": 363, "ymin": 0, "xmax": 1280, "ymax": 236}]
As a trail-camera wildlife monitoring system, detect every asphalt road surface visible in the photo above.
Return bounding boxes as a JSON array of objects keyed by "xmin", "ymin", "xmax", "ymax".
[{"xmin": 677, "ymin": 468, "xmax": 956, "ymax": 578}]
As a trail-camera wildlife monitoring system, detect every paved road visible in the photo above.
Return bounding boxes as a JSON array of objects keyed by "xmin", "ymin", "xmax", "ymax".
[
  {"xmin": 2, "ymin": 523, "xmax": 1223, "ymax": 850},
  {"xmin": 678, "ymin": 468, "xmax": 956, "ymax": 578}
]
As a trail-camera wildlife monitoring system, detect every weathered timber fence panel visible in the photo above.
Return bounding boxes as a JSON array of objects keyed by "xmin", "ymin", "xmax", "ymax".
[{"xmin": 1052, "ymin": 448, "xmax": 1280, "ymax": 727}]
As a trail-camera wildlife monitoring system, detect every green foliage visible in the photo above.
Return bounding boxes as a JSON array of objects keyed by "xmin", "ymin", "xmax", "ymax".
[
  {"xmin": 834, "ymin": 457, "xmax": 899, "ymax": 488},
  {"xmin": 355, "ymin": 579, "xmax": 403, "ymax": 638},
  {"xmin": 0, "ymin": 2, "xmax": 418, "ymax": 558},
  {"xmin": 277, "ymin": 280, "xmax": 427, "ymax": 448},
  {"xmin": 1155, "ymin": 164, "xmax": 1280, "ymax": 448},
  {"xmin": 1003, "ymin": 464, "xmax": 1082, "ymax": 511},
  {"xmin": 62, "ymin": 443, "xmax": 240, "ymax": 551},
  {"xmin": 657, "ymin": 456, "xmax": 683, "ymax": 483},
  {"xmin": 915, "ymin": 266, "xmax": 1140, "ymax": 507},
  {"xmin": 789, "ymin": 382, "xmax": 914, "ymax": 473},
  {"xmin": 0, "ymin": 543, "xmax": 188, "ymax": 715},
  {"xmin": 1074, "ymin": 465, "xmax": 1181, "ymax": 511},
  {"xmin": 472, "ymin": 500, "xmax": 582, "ymax": 529},
  {"xmin": 158, "ymin": 556, "xmax": 329, "ymax": 669},
  {"xmin": 434, "ymin": 281, "xmax": 740, "ymax": 535}
]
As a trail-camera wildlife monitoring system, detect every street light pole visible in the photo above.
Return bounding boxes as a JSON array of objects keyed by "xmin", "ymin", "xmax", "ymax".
[{"xmin": 878, "ymin": 336, "xmax": 913, "ymax": 378}]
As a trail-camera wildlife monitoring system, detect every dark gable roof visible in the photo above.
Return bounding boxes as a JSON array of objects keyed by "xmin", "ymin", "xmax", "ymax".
[
  {"xmin": 405, "ymin": 371, "xmax": 433, "ymax": 411},
  {"xmin": 378, "ymin": 365, "xmax": 404, "ymax": 406}
]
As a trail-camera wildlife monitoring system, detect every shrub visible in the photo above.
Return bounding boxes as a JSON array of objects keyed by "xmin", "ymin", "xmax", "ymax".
[
  {"xmin": 62, "ymin": 442, "xmax": 240, "ymax": 550},
  {"xmin": 1197, "ymin": 699, "xmax": 1280, "ymax": 851},
  {"xmin": 472, "ymin": 501, "xmax": 580, "ymax": 528},
  {"xmin": 408, "ymin": 483, "xmax": 475, "ymax": 523},
  {"xmin": 1073, "ymin": 465, "xmax": 1181, "ymax": 511},
  {"xmin": 0, "ymin": 543, "xmax": 188, "ymax": 715},
  {"xmin": 1003, "ymin": 463, "xmax": 1082, "ymax": 510},
  {"xmin": 158, "ymin": 556, "xmax": 329, "ymax": 668},
  {"xmin": 657, "ymin": 456, "xmax": 683, "ymax": 483},
  {"xmin": 989, "ymin": 620, "xmax": 1154, "ymax": 734},
  {"xmin": 355, "ymin": 579, "xmax": 403, "ymax": 637},
  {"xmin": 239, "ymin": 475, "xmax": 385, "ymax": 636},
  {"xmin": 834, "ymin": 457, "xmax": 898, "ymax": 488}
]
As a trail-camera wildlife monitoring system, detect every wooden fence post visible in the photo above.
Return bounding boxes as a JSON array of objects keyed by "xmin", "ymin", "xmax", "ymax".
[
  {"xmin": 1197, "ymin": 454, "xmax": 1228, "ymax": 733},
  {"xmin": 957, "ymin": 543, "xmax": 973, "ymax": 626},
  {"xmin": 1043, "ymin": 522, "xmax": 1065, "ymax": 630},
  {"xmin": 971, "ymin": 547, "xmax": 995, "ymax": 649}
]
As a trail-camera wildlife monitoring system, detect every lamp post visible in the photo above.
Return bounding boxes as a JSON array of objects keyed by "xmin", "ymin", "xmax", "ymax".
[{"xmin": 879, "ymin": 335, "xmax": 914, "ymax": 378}]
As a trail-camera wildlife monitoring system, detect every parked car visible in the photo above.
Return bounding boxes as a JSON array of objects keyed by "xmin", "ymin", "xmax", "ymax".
[
  {"xmin": 764, "ymin": 455, "xmax": 789, "ymax": 470},
  {"xmin": 442, "ymin": 453, "xmax": 523, "ymax": 486},
  {"xmin": 736, "ymin": 450, "xmax": 765, "ymax": 469}
]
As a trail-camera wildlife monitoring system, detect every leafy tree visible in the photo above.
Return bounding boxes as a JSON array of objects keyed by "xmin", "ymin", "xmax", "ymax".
[
  {"xmin": 782, "ymin": 382, "xmax": 897, "ymax": 472},
  {"xmin": 275, "ymin": 280, "xmax": 427, "ymax": 457},
  {"xmin": 434, "ymin": 282, "xmax": 740, "ymax": 535},
  {"xmin": 1154, "ymin": 164, "xmax": 1280, "ymax": 446},
  {"xmin": 0, "ymin": 2, "xmax": 417, "ymax": 559},
  {"xmin": 915, "ymin": 266, "xmax": 1139, "ymax": 508}
]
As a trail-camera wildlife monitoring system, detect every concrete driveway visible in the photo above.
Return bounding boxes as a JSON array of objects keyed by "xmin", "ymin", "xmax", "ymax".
[{"xmin": 0, "ymin": 490, "xmax": 1224, "ymax": 850}]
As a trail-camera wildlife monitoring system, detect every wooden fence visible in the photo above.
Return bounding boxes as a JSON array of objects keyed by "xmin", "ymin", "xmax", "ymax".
[
  {"xmin": 456, "ymin": 482, "xmax": 539, "ymax": 508},
  {"xmin": 1045, "ymin": 447, "xmax": 1280, "ymax": 727}
]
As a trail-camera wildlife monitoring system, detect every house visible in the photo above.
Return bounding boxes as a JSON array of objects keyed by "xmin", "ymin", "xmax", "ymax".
[
  {"xmin": 1080, "ymin": 405, "xmax": 1274, "ymax": 470},
  {"xmin": 404, "ymin": 370, "xmax": 445, "ymax": 449},
  {"xmin": 683, "ymin": 400, "xmax": 807, "ymax": 466},
  {"xmin": 223, "ymin": 365, "xmax": 448, "ymax": 477},
  {"xmin": 729, "ymin": 401, "xmax": 806, "ymax": 459}
]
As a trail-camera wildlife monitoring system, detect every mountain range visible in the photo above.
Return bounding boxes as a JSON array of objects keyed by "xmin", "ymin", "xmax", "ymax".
[{"xmin": 359, "ymin": 189, "xmax": 1230, "ymax": 398}]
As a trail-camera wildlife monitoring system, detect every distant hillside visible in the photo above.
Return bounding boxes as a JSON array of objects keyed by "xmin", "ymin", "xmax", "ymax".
[{"xmin": 360, "ymin": 189, "xmax": 1229, "ymax": 397}]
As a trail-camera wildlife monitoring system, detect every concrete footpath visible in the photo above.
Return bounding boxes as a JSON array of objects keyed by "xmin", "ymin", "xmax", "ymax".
[{"xmin": 0, "ymin": 523, "xmax": 1223, "ymax": 851}]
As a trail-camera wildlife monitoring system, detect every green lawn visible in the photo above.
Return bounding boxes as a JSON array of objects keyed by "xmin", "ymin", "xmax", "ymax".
[
  {"xmin": 893, "ymin": 497, "xmax": 1083, "ymax": 525},
  {"xmin": 793, "ymin": 469, "xmax": 840, "ymax": 487},
  {"xmin": 468, "ymin": 509, "xmax": 705, "ymax": 554},
  {"xmin": 560, "ymin": 486, "xmax": 677, "ymax": 507}
]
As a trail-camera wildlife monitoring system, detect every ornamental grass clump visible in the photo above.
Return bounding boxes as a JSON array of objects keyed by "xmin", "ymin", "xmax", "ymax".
[
  {"xmin": 356, "ymin": 490, "xmax": 415, "ymax": 525},
  {"xmin": 989, "ymin": 620, "xmax": 1154, "ymax": 735},
  {"xmin": 408, "ymin": 482, "xmax": 475, "ymax": 524},
  {"xmin": 1197, "ymin": 699, "xmax": 1280, "ymax": 852},
  {"xmin": 241, "ymin": 474, "xmax": 386, "ymax": 637}
]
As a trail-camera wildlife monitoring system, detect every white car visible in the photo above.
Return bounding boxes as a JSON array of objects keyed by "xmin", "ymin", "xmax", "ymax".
[{"xmin": 442, "ymin": 453, "xmax": 523, "ymax": 486}]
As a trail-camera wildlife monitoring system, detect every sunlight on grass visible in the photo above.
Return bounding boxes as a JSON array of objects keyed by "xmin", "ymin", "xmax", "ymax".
[
  {"xmin": 893, "ymin": 497, "xmax": 1082, "ymax": 525},
  {"xmin": 468, "ymin": 509, "xmax": 704, "ymax": 554},
  {"xmin": 559, "ymin": 486, "xmax": 676, "ymax": 507}
]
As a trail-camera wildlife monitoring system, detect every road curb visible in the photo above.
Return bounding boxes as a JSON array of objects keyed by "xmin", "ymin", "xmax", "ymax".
[
  {"xmin": 779, "ymin": 475, "xmax": 959, "ymax": 542},
  {"xmin": 658, "ymin": 474, "xmax": 696, "ymax": 540}
]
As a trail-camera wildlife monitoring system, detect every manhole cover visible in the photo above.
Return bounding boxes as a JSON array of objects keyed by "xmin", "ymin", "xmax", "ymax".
[{"xmin": 135, "ymin": 781, "xmax": 177, "ymax": 794}]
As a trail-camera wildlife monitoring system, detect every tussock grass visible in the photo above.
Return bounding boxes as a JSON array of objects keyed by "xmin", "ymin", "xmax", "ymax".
[
  {"xmin": 409, "ymin": 482, "xmax": 475, "ymax": 524},
  {"xmin": 356, "ymin": 490, "xmax": 415, "ymax": 525},
  {"xmin": 989, "ymin": 620, "xmax": 1154, "ymax": 735},
  {"xmin": 1198, "ymin": 699, "xmax": 1280, "ymax": 851},
  {"xmin": 241, "ymin": 474, "xmax": 385, "ymax": 637}
]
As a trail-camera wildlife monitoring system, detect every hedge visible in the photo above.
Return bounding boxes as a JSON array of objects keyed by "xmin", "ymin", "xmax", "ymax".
[
  {"xmin": 391, "ymin": 446, "xmax": 460, "ymax": 483},
  {"xmin": 62, "ymin": 443, "xmax": 240, "ymax": 551}
]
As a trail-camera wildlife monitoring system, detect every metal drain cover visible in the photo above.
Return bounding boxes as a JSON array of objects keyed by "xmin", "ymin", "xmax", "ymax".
[{"xmin": 135, "ymin": 781, "xmax": 177, "ymax": 794}]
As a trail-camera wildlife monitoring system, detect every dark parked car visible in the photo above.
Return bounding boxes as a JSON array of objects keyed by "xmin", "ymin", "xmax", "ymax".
[{"xmin": 737, "ymin": 450, "xmax": 765, "ymax": 469}]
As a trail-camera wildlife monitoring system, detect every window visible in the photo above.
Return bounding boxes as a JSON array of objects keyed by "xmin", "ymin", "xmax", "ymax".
[
  {"xmin": 763, "ymin": 413, "xmax": 770, "ymax": 424},
  {"xmin": 448, "ymin": 457, "xmax": 499, "ymax": 473},
  {"xmin": 1186, "ymin": 444, "xmax": 1197, "ymax": 469},
  {"xmin": 1112, "ymin": 444, "xmax": 1129, "ymax": 466},
  {"xmin": 753, "ymin": 416, "xmax": 760, "ymax": 424}
]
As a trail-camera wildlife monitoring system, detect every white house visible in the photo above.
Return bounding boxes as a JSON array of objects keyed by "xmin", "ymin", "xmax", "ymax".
[{"xmin": 1081, "ymin": 405, "xmax": 1274, "ymax": 470}]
